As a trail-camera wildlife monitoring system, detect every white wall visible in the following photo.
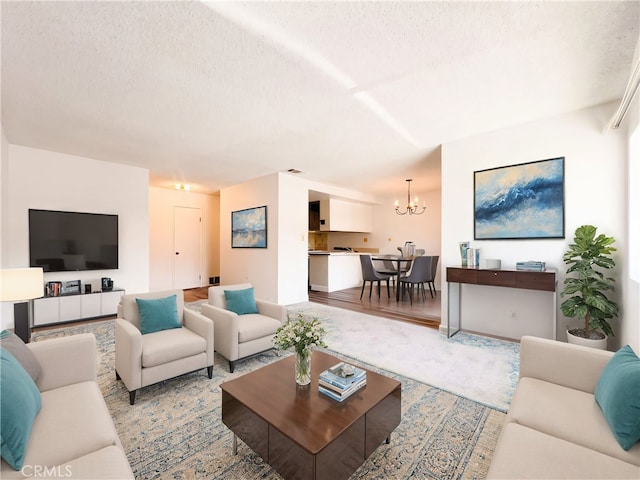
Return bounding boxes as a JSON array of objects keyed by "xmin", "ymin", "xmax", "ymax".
[
  {"xmin": 621, "ymin": 51, "xmax": 640, "ymax": 352},
  {"xmin": 221, "ymin": 172, "xmax": 381, "ymax": 305},
  {"xmin": 0, "ymin": 127, "xmax": 11, "ymax": 323},
  {"xmin": 326, "ymin": 187, "xmax": 443, "ymax": 288},
  {"xmin": 1, "ymin": 127, "xmax": 8, "ymax": 265},
  {"xmin": 442, "ymin": 102, "xmax": 631, "ymax": 349},
  {"xmin": 220, "ymin": 173, "xmax": 281, "ymax": 303},
  {"xmin": 278, "ymin": 174, "xmax": 312, "ymax": 304},
  {"xmin": 148, "ymin": 186, "xmax": 219, "ymax": 291},
  {"xmin": 0, "ymin": 145, "xmax": 150, "ymax": 329}
]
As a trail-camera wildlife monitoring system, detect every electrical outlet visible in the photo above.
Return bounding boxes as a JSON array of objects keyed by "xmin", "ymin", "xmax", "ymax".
[
  {"xmin": 388, "ymin": 237, "xmax": 392, "ymax": 242},
  {"xmin": 364, "ymin": 237, "xmax": 368, "ymax": 243},
  {"xmin": 510, "ymin": 311, "xmax": 517, "ymax": 319}
]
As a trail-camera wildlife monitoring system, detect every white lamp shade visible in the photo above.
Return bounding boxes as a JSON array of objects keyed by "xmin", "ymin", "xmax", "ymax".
[{"xmin": 0, "ymin": 268, "xmax": 44, "ymax": 301}]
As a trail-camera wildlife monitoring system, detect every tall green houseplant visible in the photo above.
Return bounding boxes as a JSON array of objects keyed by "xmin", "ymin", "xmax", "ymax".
[{"xmin": 561, "ymin": 225, "xmax": 619, "ymax": 339}]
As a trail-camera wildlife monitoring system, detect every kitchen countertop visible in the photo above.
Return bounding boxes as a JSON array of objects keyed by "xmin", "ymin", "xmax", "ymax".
[{"xmin": 308, "ymin": 251, "xmax": 362, "ymax": 256}]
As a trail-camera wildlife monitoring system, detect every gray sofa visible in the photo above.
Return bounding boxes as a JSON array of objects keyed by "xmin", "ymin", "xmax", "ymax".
[
  {"xmin": 1, "ymin": 333, "xmax": 133, "ymax": 479},
  {"xmin": 488, "ymin": 335, "xmax": 640, "ymax": 479}
]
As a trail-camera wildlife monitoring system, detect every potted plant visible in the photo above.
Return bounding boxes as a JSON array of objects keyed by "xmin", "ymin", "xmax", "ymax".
[{"xmin": 561, "ymin": 225, "xmax": 619, "ymax": 349}]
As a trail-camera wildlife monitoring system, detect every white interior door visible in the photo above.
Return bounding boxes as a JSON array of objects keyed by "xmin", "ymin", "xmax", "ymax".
[{"xmin": 174, "ymin": 207, "xmax": 202, "ymax": 289}]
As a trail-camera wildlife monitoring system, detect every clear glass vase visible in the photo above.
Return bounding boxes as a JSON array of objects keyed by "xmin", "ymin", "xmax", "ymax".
[{"xmin": 295, "ymin": 348, "xmax": 312, "ymax": 385}]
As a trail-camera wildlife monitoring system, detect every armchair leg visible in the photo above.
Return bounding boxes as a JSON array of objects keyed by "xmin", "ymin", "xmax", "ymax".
[
  {"xmin": 116, "ymin": 370, "xmax": 120, "ymax": 381},
  {"xmin": 129, "ymin": 390, "xmax": 136, "ymax": 405},
  {"xmin": 207, "ymin": 365, "xmax": 213, "ymax": 379},
  {"xmin": 229, "ymin": 361, "xmax": 235, "ymax": 373}
]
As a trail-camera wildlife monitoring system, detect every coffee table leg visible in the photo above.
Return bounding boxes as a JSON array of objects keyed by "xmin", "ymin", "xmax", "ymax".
[{"xmin": 233, "ymin": 433, "xmax": 238, "ymax": 455}]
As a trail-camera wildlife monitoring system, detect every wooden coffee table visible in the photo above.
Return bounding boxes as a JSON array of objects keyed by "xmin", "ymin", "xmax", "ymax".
[{"xmin": 221, "ymin": 350, "xmax": 401, "ymax": 480}]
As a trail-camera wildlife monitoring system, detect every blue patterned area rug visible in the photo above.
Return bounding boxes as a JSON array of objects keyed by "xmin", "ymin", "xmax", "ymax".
[{"xmin": 33, "ymin": 321, "xmax": 505, "ymax": 480}]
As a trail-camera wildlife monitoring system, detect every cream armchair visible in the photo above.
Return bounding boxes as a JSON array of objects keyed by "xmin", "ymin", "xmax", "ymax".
[
  {"xmin": 200, "ymin": 283, "xmax": 286, "ymax": 373},
  {"xmin": 115, "ymin": 289, "xmax": 214, "ymax": 405}
]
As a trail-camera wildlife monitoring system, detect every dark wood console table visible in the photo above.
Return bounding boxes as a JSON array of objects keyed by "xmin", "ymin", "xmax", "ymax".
[{"xmin": 446, "ymin": 267, "xmax": 557, "ymax": 338}]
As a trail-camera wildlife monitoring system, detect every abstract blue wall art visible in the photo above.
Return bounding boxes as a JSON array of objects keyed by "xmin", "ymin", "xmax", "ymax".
[
  {"xmin": 474, "ymin": 157, "xmax": 564, "ymax": 240},
  {"xmin": 232, "ymin": 205, "xmax": 267, "ymax": 248}
]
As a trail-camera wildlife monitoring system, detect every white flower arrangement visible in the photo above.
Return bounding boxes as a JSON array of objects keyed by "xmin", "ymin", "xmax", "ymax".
[{"xmin": 273, "ymin": 313, "xmax": 327, "ymax": 355}]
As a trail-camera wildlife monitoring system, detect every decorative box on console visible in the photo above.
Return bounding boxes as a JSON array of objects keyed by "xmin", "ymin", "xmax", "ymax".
[{"xmin": 60, "ymin": 280, "xmax": 81, "ymax": 295}]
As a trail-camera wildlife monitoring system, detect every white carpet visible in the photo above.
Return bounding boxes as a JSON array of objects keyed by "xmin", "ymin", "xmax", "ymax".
[{"xmin": 288, "ymin": 302, "xmax": 519, "ymax": 412}]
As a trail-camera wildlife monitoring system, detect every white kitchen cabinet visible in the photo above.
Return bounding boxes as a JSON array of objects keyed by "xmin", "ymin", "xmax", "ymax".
[
  {"xmin": 319, "ymin": 199, "xmax": 372, "ymax": 232},
  {"xmin": 309, "ymin": 253, "xmax": 363, "ymax": 292}
]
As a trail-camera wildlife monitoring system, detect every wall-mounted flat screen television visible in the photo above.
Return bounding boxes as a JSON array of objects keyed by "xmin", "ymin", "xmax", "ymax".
[{"xmin": 29, "ymin": 209, "xmax": 119, "ymax": 272}]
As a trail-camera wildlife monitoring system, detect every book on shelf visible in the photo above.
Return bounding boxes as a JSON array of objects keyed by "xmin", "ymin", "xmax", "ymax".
[
  {"xmin": 319, "ymin": 378, "xmax": 366, "ymax": 402},
  {"xmin": 319, "ymin": 362, "xmax": 366, "ymax": 390},
  {"xmin": 516, "ymin": 261, "xmax": 546, "ymax": 271}
]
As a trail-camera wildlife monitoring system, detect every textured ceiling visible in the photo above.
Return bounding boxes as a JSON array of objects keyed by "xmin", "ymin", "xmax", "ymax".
[{"xmin": 2, "ymin": 1, "xmax": 638, "ymax": 197}]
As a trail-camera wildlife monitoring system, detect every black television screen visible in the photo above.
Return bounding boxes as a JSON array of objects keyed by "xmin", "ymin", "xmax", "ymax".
[{"xmin": 29, "ymin": 209, "xmax": 119, "ymax": 272}]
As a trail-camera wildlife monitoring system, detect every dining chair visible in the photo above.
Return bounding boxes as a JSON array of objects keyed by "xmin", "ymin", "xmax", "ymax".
[
  {"xmin": 374, "ymin": 259, "xmax": 400, "ymax": 287},
  {"xmin": 426, "ymin": 255, "xmax": 440, "ymax": 298},
  {"xmin": 399, "ymin": 256, "xmax": 432, "ymax": 304},
  {"xmin": 359, "ymin": 255, "xmax": 393, "ymax": 300}
]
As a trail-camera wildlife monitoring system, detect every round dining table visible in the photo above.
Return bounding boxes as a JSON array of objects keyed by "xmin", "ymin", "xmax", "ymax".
[{"xmin": 371, "ymin": 255, "xmax": 414, "ymax": 301}]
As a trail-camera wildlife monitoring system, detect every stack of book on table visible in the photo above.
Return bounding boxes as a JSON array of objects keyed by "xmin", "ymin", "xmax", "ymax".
[
  {"xmin": 516, "ymin": 261, "xmax": 546, "ymax": 271},
  {"xmin": 318, "ymin": 362, "xmax": 366, "ymax": 402}
]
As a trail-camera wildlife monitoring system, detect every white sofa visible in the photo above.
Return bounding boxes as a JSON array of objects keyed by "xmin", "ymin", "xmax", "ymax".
[
  {"xmin": 488, "ymin": 336, "xmax": 640, "ymax": 479},
  {"xmin": 201, "ymin": 283, "xmax": 286, "ymax": 372},
  {"xmin": 1, "ymin": 333, "xmax": 134, "ymax": 479}
]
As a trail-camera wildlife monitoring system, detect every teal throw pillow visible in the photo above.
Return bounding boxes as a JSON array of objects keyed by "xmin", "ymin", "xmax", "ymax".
[
  {"xmin": 0, "ymin": 348, "xmax": 42, "ymax": 470},
  {"xmin": 595, "ymin": 345, "xmax": 640, "ymax": 450},
  {"xmin": 0, "ymin": 330, "xmax": 42, "ymax": 382},
  {"xmin": 224, "ymin": 288, "xmax": 258, "ymax": 315},
  {"xmin": 136, "ymin": 295, "xmax": 181, "ymax": 335}
]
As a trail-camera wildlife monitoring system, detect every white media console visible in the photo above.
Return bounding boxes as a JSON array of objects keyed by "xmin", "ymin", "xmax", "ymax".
[{"xmin": 34, "ymin": 288, "xmax": 125, "ymax": 326}]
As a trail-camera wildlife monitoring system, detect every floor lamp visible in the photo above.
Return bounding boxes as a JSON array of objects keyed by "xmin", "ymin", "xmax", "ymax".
[{"xmin": 0, "ymin": 268, "xmax": 44, "ymax": 343}]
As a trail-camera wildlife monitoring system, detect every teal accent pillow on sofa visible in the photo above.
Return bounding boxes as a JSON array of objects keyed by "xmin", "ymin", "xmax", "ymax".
[
  {"xmin": 595, "ymin": 345, "xmax": 640, "ymax": 450},
  {"xmin": 0, "ymin": 348, "xmax": 42, "ymax": 470},
  {"xmin": 224, "ymin": 288, "xmax": 258, "ymax": 315},
  {"xmin": 136, "ymin": 295, "xmax": 181, "ymax": 335}
]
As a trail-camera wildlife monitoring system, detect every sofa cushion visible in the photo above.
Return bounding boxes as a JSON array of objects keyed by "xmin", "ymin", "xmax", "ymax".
[
  {"xmin": 24, "ymin": 381, "xmax": 118, "ymax": 468},
  {"xmin": 141, "ymin": 327, "xmax": 206, "ymax": 368},
  {"xmin": 137, "ymin": 295, "xmax": 181, "ymax": 335},
  {"xmin": 595, "ymin": 345, "xmax": 640, "ymax": 450},
  {"xmin": 237, "ymin": 314, "xmax": 282, "ymax": 343},
  {"xmin": 487, "ymin": 423, "xmax": 640, "ymax": 479},
  {"xmin": 224, "ymin": 288, "xmax": 258, "ymax": 315},
  {"xmin": 57, "ymin": 446, "xmax": 134, "ymax": 479},
  {"xmin": 508, "ymin": 377, "xmax": 640, "ymax": 466},
  {"xmin": 0, "ymin": 330, "xmax": 41, "ymax": 382},
  {"xmin": 0, "ymin": 348, "xmax": 42, "ymax": 470}
]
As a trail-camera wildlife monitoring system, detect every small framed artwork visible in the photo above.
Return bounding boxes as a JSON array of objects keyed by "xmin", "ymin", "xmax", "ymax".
[
  {"xmin": 231, "ymin": 205, "xmax": 267, "ymax": 248},
  {"xmin": 474, "ymin": 157, "xmax": 565, "ymax": 240}
]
